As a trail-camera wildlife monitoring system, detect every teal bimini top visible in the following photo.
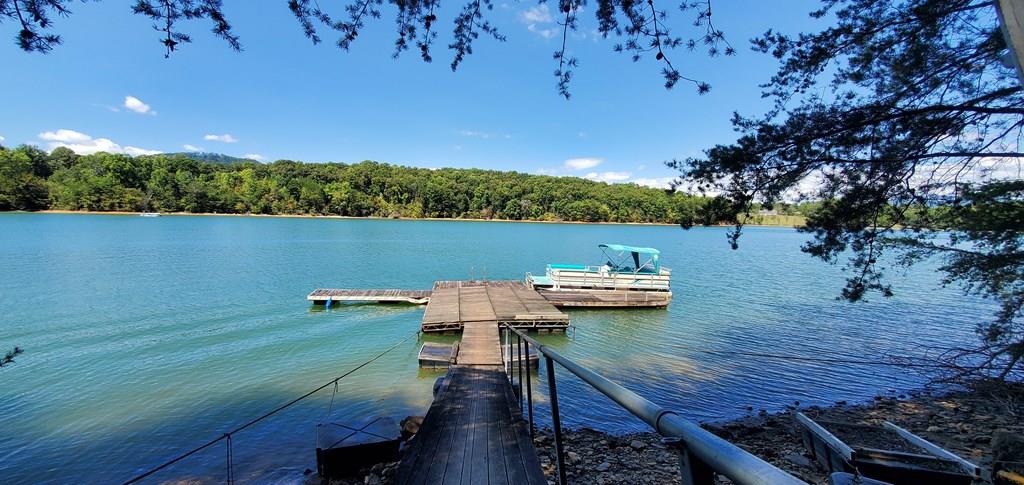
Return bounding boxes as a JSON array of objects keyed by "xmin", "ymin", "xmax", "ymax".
[
  {"xmin": 598, "ymin": 243, "xmax": 660, "ymax": 255},
  {"xmin": 598, "ymin": 243, "xmax": 661, "ymax": 272}
]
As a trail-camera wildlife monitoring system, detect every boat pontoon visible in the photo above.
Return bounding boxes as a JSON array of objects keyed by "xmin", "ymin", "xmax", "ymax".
[{"xmin": 526, "ymin": 243, "xmax": 671, "ymax": 292}]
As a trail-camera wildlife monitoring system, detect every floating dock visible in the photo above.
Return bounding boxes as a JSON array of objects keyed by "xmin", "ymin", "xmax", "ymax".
[
  {"xmin": 421, "ymin": 281, "xmax": 569, "ymax": 333},
  {"xmin": 307, "ymin": 288, "xmax": 432, "ymax": 305},
  {"xmin": 308, "ymin": 281, "xmax": 670, "ymax": 310},
  {"xmin": 537, "ymin": 288, "xmax": 671, "ymax": 307}
]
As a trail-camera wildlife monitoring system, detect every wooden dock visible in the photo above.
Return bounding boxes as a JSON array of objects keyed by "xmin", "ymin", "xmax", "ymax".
[
  {"xmin": 536, "ymin": 288, "xmax": 671, "ymax": 308},
  {"xmin": 309, "ymin": 281, "xmax": 669, "ymax": 310},
  {"xmin": 421, "ymin": 281, "xmax": 569, "ymax": 333},
  {"xmin": 396, "ymin": 364, "xmax": 545, "ymax": 484},
  {"xmin": 307, "ymin": 288, "xmax": 431, "ymax": 305},
  {"xmin": 307, "ymin": 279, "xmax": 666, "ymax": 484}
]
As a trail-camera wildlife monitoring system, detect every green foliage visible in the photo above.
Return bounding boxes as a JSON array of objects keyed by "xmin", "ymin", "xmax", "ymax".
[
  {"xmin": 0, "ymin": 145, "xmax": 742, "ymax": 225},
  {"xmin": 0, "ymin": 146, "xmax": 50, "ymax": 210},
  {"xmin": 678, "ymin": 0, "xmax": 1024, "ymax": 379}
]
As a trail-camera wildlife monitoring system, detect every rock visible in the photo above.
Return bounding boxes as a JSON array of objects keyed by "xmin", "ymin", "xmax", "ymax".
[
  {"xmin": 364, "ymin": 473, "xmax": 381, "ymax": 485},
  {"xmin": 926, "ymin": 425, "xmax": 941, "ymax": 432},
  {"xmin": 401, "ymin": 416, "xmax": 424, "ymax": 440},
  {"xmin": 630, "ymin": 439, "xmax": 647, "ymax": 450},
  {"xmin": 785, "ymin": 452, "xmax": 812, "ymax": 468},
  {"xmin": 994, "ymin": 431, "xmax": 1024, "ymax": 463},
  {"xmin": 596, "ymin": 462, "xmax": 611, "ymax": 472},
  {"xmin": 567, "ymin": 451, "xmax": 581, "ymax": 464}
]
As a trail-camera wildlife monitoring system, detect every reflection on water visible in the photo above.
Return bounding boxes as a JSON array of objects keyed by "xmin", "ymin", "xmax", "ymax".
[{"xmin": 0, "ymin": 214, "xmax": 989, "ymax": 483}]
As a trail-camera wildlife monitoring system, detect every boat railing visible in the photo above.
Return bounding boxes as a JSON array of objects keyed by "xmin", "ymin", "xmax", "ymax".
[
  {"xmin": 499, "ymin": 325, "xmax": 806, "ymax": 485},
  {"xmin": 544, "ymin": 264, "xmax": 670, "ymax": 291}
]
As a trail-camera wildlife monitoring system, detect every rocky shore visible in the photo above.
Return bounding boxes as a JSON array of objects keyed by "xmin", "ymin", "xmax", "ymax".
[{"xmin": 332, "ymin": 380, "xmax": 1023, "ymax": 484}]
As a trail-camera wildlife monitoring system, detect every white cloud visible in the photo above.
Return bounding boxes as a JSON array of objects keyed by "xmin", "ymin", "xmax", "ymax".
[
  {"xmin": 631, "ymin": 177, "xmax": 677, "ymax": 189},
  {"xmin": 585, "ymin": 171, "xmax": 632, "ymax": 183},
  {"xmin": 37, "ymin": 129, "xmax": 161, "ymax": 156},
  {"xmin": 527, "ymin": 24, "xmax": 559, "ymax": 39},
  {"xmin": 520, "ymin": 4, "xmax": 553, "ymax": 23},
  {"xmin": 0, "ymin": 135, "xmax": 5, "ymax": 142},
  {"xmin": 244, "ymin": 153, "xmax": 266, "ymax": 161},
  {"xmin": 564, "ymin": 157, "xmax": 603, "ymax": 170},
  {"xmin": 39, "ymin": 129, "xmax": 92, "ymax": 143},
  {"xmin": 520, "ymin": 5, "xmax": 559, "ymax": 38},
  {"xmin": 458, "ymin": 130, "xmax": 511, "ymax": 140},
  {"xmin": 124, "ymin": 96, "xmax": 155, "ymax": 115},
  {"xmin": 183, "ymin": 144, "xmax": 204, "ymax": 152},
  {"xmin": 204, "ymin": 133, "xmax": 239, "ymax": 143},
  {"xmin": 124, "ymin": 146, "xmax": 162, "ymax": 156}
]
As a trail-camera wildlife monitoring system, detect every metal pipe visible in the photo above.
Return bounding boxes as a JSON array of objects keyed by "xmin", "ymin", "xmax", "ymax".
[
  {"xmin": 508, "ymin": 327, "xmax": 805, "ymax": 485},
  {"xmin": 525, "ymin": 339, "xmax": 534, "ymax": 436},
  {"xmin": 503, "ymin": 326, "xmax": 510, "ymax": 379},
  {"xmin": 514, "ymin": 333, "xmax": 521, "ymax": 404},
  {"xmin": 518, "ymin": 333, "xmax": 525, "ymax": 410},
  {"xmin": 545, "ymin": 355, "xmax": 567, "ymax": 485}
]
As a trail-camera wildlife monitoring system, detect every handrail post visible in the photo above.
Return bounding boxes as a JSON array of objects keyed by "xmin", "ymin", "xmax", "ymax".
[
  {"xmin": 525, "ymin": 339, "xmax": 534, "ymax": 437},
  {"xmin": 545, "ymin": 355, "xmax": 567, "ymax": 485},
  {"xmin": 517, "ymin": 332, "xmax": 525, "ymax": 410},
  {"xmin": 503, "ymin": 325, "xmax": 510, "ymax": 380},
  {"xmin": 664, "ymin": 437, "xmax": 715, "ymax": 485},
  {"xmin": 514, "ymin": 332, "xmax": 521, "ymax": 403}
]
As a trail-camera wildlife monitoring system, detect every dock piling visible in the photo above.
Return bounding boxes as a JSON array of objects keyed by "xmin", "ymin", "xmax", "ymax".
[{"xmin": 545, "ymin": 355, "xmax": 567, "ymax": 485}]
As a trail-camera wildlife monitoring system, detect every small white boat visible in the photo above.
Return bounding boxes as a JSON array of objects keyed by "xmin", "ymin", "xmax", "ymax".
[{"xmin": 139, "ymin": 212, "xmax": 161, "ymax": 217}]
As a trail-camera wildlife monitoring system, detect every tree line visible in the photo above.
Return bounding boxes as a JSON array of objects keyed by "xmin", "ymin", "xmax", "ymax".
[{"xmin": 0, "ymin": 144, "xmax": 741, "ymax": 225}]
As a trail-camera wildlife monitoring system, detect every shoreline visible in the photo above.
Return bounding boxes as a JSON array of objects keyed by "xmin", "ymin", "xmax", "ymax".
[
  {"xmin": 16, "ymin": 210, "xmax": 806, "ymax": 228},
  {"xmin": 338, "ymin": 381, "xmax": 1023, "ymax": 485}
]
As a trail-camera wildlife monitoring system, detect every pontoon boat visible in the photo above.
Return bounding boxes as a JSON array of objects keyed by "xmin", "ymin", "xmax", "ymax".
[{"xmin": 526, "ymin": 243, "xmax": 671, "ymax": 292}]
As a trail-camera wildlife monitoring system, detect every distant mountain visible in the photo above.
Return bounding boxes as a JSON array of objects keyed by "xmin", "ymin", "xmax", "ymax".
[{"xmin": 163, "ymin": 152, "xmax": 259, "ymax": 164}]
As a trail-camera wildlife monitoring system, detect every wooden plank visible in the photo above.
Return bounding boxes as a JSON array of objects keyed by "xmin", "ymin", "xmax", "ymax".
[{"xmin": 396, "ymin": 365, "xmax": 545, "ymax": 485}]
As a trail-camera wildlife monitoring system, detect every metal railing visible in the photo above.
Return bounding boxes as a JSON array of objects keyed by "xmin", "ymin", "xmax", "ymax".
[
  {"xmin": 545, "ymin": 266, "xmax": 671, "ymax": 291},
  {"xmin": 500, "ymin": 324, "xmax": 807, "ymax": 485}
]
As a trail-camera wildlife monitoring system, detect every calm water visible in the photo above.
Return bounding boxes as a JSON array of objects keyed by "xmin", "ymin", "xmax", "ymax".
[{"xmin": 0, "ymin": 213, "xmax": 987, "ymax": 483}]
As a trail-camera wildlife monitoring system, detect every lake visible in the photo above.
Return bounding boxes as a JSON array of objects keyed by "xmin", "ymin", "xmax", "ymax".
[{"xmin": 0, "ymin": 213, "xmax": 987, "ymax": 483}]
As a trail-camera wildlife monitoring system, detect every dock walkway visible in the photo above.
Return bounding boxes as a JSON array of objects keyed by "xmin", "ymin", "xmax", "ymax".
[{"xmin": 396, "ymin": 364, "xmax": 545, "ymax": 484}]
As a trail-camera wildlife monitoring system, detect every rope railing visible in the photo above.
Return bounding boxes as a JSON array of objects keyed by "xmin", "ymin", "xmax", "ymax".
[{"xmin": 122, "ymin": 330, "xmax": 419, "ymax": 485}]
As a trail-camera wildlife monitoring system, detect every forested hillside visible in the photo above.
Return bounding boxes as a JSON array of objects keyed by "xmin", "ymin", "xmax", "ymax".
[{"xmin": 0, "ymin": 145, "xmax": 741, "ymax": 224}]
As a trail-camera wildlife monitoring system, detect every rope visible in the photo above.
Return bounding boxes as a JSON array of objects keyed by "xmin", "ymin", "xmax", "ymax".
[{"xmin": 122, "ymin": 330, "xmax": 418, "ymax": 484}]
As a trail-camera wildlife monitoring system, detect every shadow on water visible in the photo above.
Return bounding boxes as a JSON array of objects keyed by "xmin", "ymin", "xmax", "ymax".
[{"xmin": 28, "ymin": 380, "xmax": 432, "ymax": 484}]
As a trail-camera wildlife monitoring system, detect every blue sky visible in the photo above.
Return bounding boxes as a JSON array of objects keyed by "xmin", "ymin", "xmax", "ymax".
[{"xmin": 1, "ymin": 1, "xmax": 821, "ymax": 188}]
